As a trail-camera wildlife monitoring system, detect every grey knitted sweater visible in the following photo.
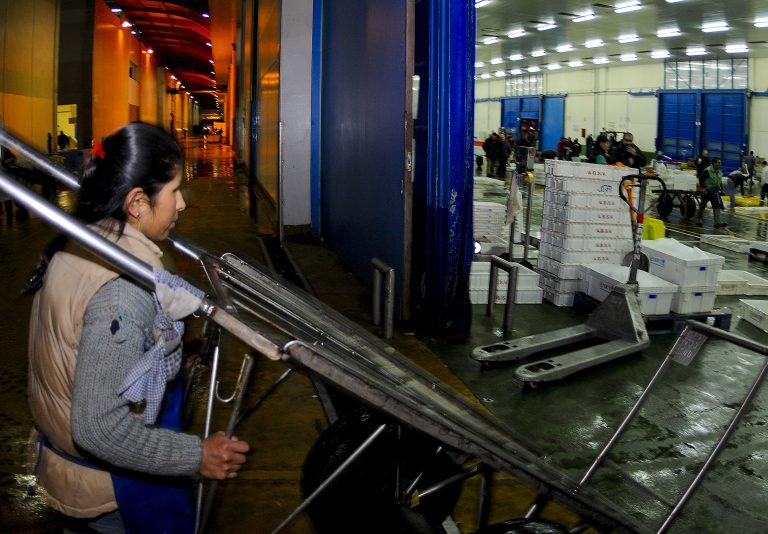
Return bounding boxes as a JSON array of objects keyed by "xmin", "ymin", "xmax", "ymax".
[{"xmin": 71, "ymin": 276, "xmax": 202, "ymax": 475}]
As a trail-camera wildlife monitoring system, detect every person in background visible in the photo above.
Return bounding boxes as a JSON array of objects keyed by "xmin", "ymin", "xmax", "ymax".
[
  {"xmin": 482, "ymin": 132, "xmax": 499, "ymax": 178},
  {"xmin": 726, "ymin": 162, "xmax": 749, "ymax": 209},
  {"xmin": 496, "ymin": 132, "xmax": 511, "ymax": 178},
  {"xmin": 761, "ymin": 160, "xmax": 768, "ymax": 205},
  {"xmin": 592, "ymin": 134, "xmax": 613, "ymax": 164},
  {"xmin": 26, "ymin": 122, "xmax": 249, "ymax": 533},
  {"xmin": 695, "ymin": 149, "xmax": 710, "ymax": 182},
  {"xmin": 57, "ymin": 130, "xmax": 70, "ymax": 151},
  {"xmin": 693, "ymin": 157, "xmax": 726, "ymax": 228},
  {"xmin": 585, "ymin": 134, "xmax": 594, "ymax": 160},
  {"xmin": 611, "ymin": 132, "xmax": 647, "ymax": 168},
  {"xmin": 571, "ymin": 138, "xmax": 582, "ymax": 161},
  {"xmin": 745, "ymin": 150, "xmax": 756, "ymax": 186}
]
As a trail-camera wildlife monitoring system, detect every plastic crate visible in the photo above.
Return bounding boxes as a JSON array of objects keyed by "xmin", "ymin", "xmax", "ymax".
[
  {"xmin": 700, "ymin": 235, "xmax": 756, "ymax": 254},
  {"xmin": 539, "ymin": 243, "xmax": 631, "ymax": 265},
  {"xmin": 544, "ymin": 189, "xmax": 628, "ymax": 211},
  {"xmin": 641, "ymin": 238, "xmax": 725, "ymax": 288},
  {"xmin": 671, "ymin": 287, "xmax": 717, "ymax": 314},
  {"xmin": 542, "ymin": 288, "xmax": 576, "ymax": 307},
  {"xmin": 541, "ymin": 216, "xmax": 632, "ymax": 237},
  {"xmin": 544, "ymin": 159, "xmax": 637, "ymax": 181},
  {"xmin": 537, "ymin": 256, "xmax": 585, "ymax": 279},
  {"xmin": 543, "ymin": 231, "xmax": 634, "ymax": 253},
  {"xmin": 581, "ymin": 264, "xmax": 678, "ymax": 315},
  {"xmin": 469, "ymin": 261, "xmax": 540, "ymax": 291},
  {"xmin": 470, "ymin": 287, "xmax": 544, "ymax": 305},
  {"xmin": 717, "ymin": 270, "xmax": 749, "ymax": 295},
  {"xmin": 740, "ymin": 299, "xmax": 768, "ymax": 332},
  {"xmin": 549, "ymin": 204, "xmax": 632, "ymax": 225}
]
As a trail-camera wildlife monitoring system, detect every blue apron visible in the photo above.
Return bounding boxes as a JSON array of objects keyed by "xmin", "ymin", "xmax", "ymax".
[{"xmin": 111, "ymin": 376, "xmax": 195, "ymax": 534}]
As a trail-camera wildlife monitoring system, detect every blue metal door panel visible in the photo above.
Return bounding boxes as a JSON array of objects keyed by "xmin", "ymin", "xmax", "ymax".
[
  {"xmin": 320, "ymin": 0, "xmax": 407, "ymax": 291},
  {"xmin": 701, "ymin": 91, "xmax": 746, "ymax": 171},
  {"xmin": 520, "ymin": 97, "xmax": 539, "ymax": 118},
  {"xmin": 540, "ymin": 96, "xmax": 564, "ymax": 152},
  {"xmin": 501, "ymin": 98, "xmax": 520, "ymax": 137},
  {"xmin": 658, "ymin": 91, "xmax": 696, "ymax": 161}
]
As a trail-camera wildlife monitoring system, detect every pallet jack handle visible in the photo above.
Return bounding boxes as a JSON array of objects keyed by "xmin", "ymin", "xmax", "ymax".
[{"xmin": 618, "ymin": 173, "xmax": 666, "ymax": 284}]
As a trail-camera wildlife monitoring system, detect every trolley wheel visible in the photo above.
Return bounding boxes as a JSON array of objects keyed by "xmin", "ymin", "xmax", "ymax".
[
  {"xmin": 680, "ymin": 194, "xmax": 697, "ymax": 220},
  {"xmin": 656, "ymin": 192, "xmax": 673, "ymax": 218},
  {"xmin": 301, "ymin": 408, "xmax": 463, "ymax": 534}
]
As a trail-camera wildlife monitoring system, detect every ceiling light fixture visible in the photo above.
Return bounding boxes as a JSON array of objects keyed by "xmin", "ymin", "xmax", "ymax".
[
  {"xmin": 618, "ymin": 34, "xmax": 640, "ymax": 44},
  {"xmin": 527, "ymin": 66, "xmax": 541, "ymax": 72},
  {"xmin": 657, "ymin": 28, "xmax": 681, "ymax": 38},
  {"xmin": 509, "ymin": 53, "xmax": 525, "ymax": 61},
  {"xmin": 122, "ymin": 21, "xmax": 132, "ymax": 28},
  {"xmin": 556, "ymin": 44, "xmax": 574, "ymax": 53},
  {"xmin": 755, "ymin": 17, "xmax": 768, "ymax": 28},
  {"xmin": 666, "ymin": 0, "xmax": 686, "ymax": 3},
  {"xmin": 111, "ymin": 7, "xmax": 122, "ymax": 13},
  {"xmin": 531, "ymin": 49, "xmax": 547, "ymax": 57},
  {"xmin": 573, "ymin": 12, "xmax": 596, "ymax": 23},
  {"xmin": 537, "ymin": 22, "xmax": 557, "ymax": 31},
  {"xmin": 202, "ymin": 12, "xmax": 210, "ymax": 18},
  {"xmin": 507, "ymin": 29, "xmax": 526, "ymax": 39},
  {"xmin": 585, "ymin": 39, "xmax": 604, "ymax": 48},
  {"xmin": 614, "ymin": 2, "xmax": 642, "ymax": 14},
  {"xmin": 482, "ymin": 36, "xmax": 500, "ymax": 44},
  {"xmin": 569, "ymin": 60, "xmax": 584, "ymax": 67},
  {"xmin": 702, "ymin": 22, "xmax": 729, "ymax": 33},
  {"xmin": 686, "ymin": 46, "xmax": 707, "ymax": 56},
  {"xmin": 475, "ymin": 0, "xmax": 492, "ymax": 7},
  {"xmin": 651, "ymin": 49, "xmax": 670, "ymax": 59},
  {"xmin": 147, "ymin": 48, "xmax": 154, "ymax": 54},
  {"xmin": 480, "ymin": 73, "xmax": 492, "ymax": 79},
  {"xmin": 547, "ymin": 63, "xmax": 561, "ymax": 70},
  {"xmin": 593, "ymin": 57, "xmax": 610, "ymax": 64},
  {"xmin": 494, "ymin": 70, "xmax": 506, "ymax": 77},
  {"xmin": 206, "ymin": 42, "xmax": 212, "ymax": 47},
  {"xmin": 725, "ymin": 44, "xmax": 749, "ymax": 54},
  {"xmin": 490, "ymin": 57, "xmax": 503, "ymax": 64},
  {"xmin": 620, "ymin": 54, "xmax": 638, "ymax": 61},
  {"xmin": 510, "ymin": 68, "xmax": 522, "ymax": 75},
  {"xmin": 474, "ymin": 61, "xmax": 486, "ymax": 68}
]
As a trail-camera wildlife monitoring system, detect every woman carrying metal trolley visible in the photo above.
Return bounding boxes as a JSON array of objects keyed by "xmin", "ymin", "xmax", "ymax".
[{"xmin": 26, "ymin": 123, "xmax": 249, "ymax": 533}]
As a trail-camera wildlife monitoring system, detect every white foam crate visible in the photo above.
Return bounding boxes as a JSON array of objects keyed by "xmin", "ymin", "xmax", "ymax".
[
  {"xmin": 538, "ymin": 271, "xmax": 582, "ymax": 293},
  {"xmin": 544, "ymin": 159, "xmax": 637, "ymax": 181},
  {"xmin": 671, "ymin": 287, "xmax": 717, "ymax": 314},
  {"xmin": 740, "ymin": 272, "xmax": 768, "ymax": 295},
  {"xmin": 544, "ymin": 189, "xmax": 627, "ymax": 210},
  {"xmin": 542, "ymin": 288, "xmax": 576, "ymax": 307},
  {"xmin": 537, "ymin": 256, "xmax": 585, "ymax": 279},
  {"xmin": 470, "ymin": 288, "xmax": 544, "ymax": 305},
  {"xmin": 541, "ymin": 231, "xmax": 634, "ymax": 253},
  {"xmin": 641, "ymin": 238, "xmax": 725, "ymax": 288},
  {"xmin": 717, "ymin": 270, "xmax": 749, "ymax": 295},
  {"xmin": 470, "ymin": 261, "xmax": 540, "ymax": 290},
  {"xmin": 663, "ymin": 171, "xmax": 699, "ymax": 192},
  {"xmin": 700, "ymin": 235, "xmax": 756, "ymax": 254},
  {"xmin": 740, "ymin": 299, "xmax": 768, "ymax": 332},
  {"xmin": 546, "ymin": 204, "xmax": 631, "ymax": 225},
  {"xmin": 541, "ymin": 216, "xmax": 632, "ymax": 237},
  {"xmin": 540, "ymin": 243, "xmax": 631, "ymax": 265},
  {"xmin": 581, "ymin": 264, "xmax": 678, "ymax": 315}
]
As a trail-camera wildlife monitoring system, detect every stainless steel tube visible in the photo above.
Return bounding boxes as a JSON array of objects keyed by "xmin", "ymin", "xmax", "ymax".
[
  {"xmin": 0, "ymin": 128, "xmax": 80, "ymax": 190},
  {"xmin": 371, "ymin": 257, "xmax": 395, "ymax": 339}
]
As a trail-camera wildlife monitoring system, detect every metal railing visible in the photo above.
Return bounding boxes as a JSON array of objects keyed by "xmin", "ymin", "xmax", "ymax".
[
  {"xmin": 371, "ymin": 257, "xmax": 395, "ymax": 339},
  {"xmin": 485, "ymin": 255, "xmax": 518, "ymax": 332}
]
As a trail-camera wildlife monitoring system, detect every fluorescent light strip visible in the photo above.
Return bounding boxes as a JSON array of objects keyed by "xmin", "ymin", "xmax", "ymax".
[
  {"xmin": 537, "ymin": 23, "xmax": 557, "ymax": 31},
  {"xmin": 509, "ymin": 54, "xmax": 525, "ymax": 61},
  {"xmin": 620, "ymin": 54, "xmax": 638, "ymax": 61},
  {"xmin": 756, "ymin": 18, "xmax": 768, "ymax": 28},
  {"xmin": 569, "ymin": 60, "xmax": 584, "ymax": 67},
  {"xmin": 480, "ymin": 73, "xmax": 492, "ymax": 79},
  {"xmin": 585, "ymin": 39, "xmax": 604, "ymax": 48},
  {"xmin": 593, "ymin": 57, "xmax": 610, "ymax": 64},
  {"xmin": 702, "ymin": 23, "xmax": 729, "ymax": 33},
  {"xmin": 490, "ymin": 57, "xmax": 503, "ymax": 64},
  {"xmin": 494, "ymin": 70, "xmax": 506, "ymax": 77},
  {"xmin": 548, "ymin": 63, "xmax": 561, "ymax": 70},
  {"xmin": 482, "ymin": 36, "xmax": 500, "ymax": 44},
  {"xmin": 573, "ymin": 13, "xmax": 596, "ymax": 23},
  {"xmin": 686, "ymin": 47, "xmax": 707, "ymax": 56},
  {"xmin": 531, "ymin": 49, "xmax": 547, "ymax": 57},
  {"xmin": 657, "ymin": 28, "xmax": 681, "ymax": 38},
  {"xmin": 614, "ymin": 2, "xmax": 642, "ymax": 14},
  {"xmin": 474, "ymin": 61, "xmax": 486, "ymax": 68},
  {"xmin": 618, "ymin": 34, "xmax": 639, "ymax": 43},
  {"xmin": 528, "ymin": 66, "xmax": 541, "ymax": 72},
  {"xmin": 651, "ymin": 50, "xmax": 670, "ymax": 59},
  {"xmin": 556, "ymin": 44, "xmax": 574, "ymax": 53},
  {"xmin": 725, "ymin": 45, "xmax": 749, "ymax": 54},
  {"xmin": 507, "ymin": 29, "xmax": 526, "ymax": 39},
  {"xmin": 510, "ymin": 68, "xmax": 522, "ymax": 75},
  {"xmin": 475, "ymin": 0, "xmax": 491, "ymax": 7}
]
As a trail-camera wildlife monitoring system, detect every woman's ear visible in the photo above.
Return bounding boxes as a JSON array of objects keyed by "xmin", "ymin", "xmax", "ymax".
[{"xmin": 124, "ymin": 187, "xmax": 147, "ymax": 219}]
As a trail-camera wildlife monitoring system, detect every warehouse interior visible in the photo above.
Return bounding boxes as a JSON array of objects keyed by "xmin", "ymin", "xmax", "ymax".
[{"xmin": 1, "ymin": 0, "xmax": 768, "ymax": 533}]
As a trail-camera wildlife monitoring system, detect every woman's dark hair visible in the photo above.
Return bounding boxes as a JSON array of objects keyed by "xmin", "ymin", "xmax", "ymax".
[
  {"xmin": 595, "ymin": 134, "xmax": 610, "ymax": 147},
  {"xmin": 77, "ymin": 122, "xmax": 183, "ymax": 234},
  {"xmin": 24, "ymin": 123, "xmax": 182, "ymax": 294}
]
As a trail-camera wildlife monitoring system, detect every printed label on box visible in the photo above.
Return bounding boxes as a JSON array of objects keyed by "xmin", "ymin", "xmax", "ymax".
[{"xmin": 650, "ymin": 256, "xmax": 665, "ymax": 267}]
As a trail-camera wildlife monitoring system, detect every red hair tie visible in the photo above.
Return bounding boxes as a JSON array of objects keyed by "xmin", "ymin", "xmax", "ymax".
[{"xmin": 92, "ymin": 140, "xmax": 105, "ymax": 159}]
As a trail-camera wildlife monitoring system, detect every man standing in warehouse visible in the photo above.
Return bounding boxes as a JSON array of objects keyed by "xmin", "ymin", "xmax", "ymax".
[
  {"xmin": 693, "ymin": 157, "xmax": 726, "ymax": 228},
  {"xmin": 612, "ymin": 132, "xmax": 647, "ymax": 169}
]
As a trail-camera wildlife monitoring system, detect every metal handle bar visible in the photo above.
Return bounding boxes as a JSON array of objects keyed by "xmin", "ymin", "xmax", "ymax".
[{"xmin": 618, "ymin": 173, "xmax": 666, "ymax": 214}]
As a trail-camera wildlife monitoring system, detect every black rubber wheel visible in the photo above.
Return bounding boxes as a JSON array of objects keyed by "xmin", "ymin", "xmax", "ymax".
[
  {"xmin": 301, "ymin": 408, "xmax": 463, "ymax": 534},
  {"xmin": 680, "ymin": 193, "xmax": 697, "ymax": 220},
  {"xmin": 656, "ymin": 192, "xmax": 673, "ymax": 218}
]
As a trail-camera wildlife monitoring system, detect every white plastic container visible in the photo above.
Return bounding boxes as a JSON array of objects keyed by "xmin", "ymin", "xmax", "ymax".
[
  {"xmin": 740, "ymin": 299, "xmax": 768, "ymax": 332},
  {"xmin": 541, "ymin": 216, "xmax": 632, "ymax": 237},
  {"xmin": 470, "ymin": 261, "xmax": 540, "ymax": 291},
  {"xmin": 581, "ymin": 264, "xmax": 678, "ymax": 315},
  {"xmin": 717, "ymin": 270, "xmax": 749, "ymax": 295},
  {"xmin": 671, "ymin": 287, "xmax": 717, "ymax": 314},
  {"xmin": 641, "ymin": 238, "xmax": 725, "ymax": 288},
  {"xmin": 550, "ymin": 204, "xmax": 631, "ymax": 225},
  {"xmin": 544, "ymin": 159, "xmax": 637, "ymax": 181},
  {"xmin": 545, "ymin": 232, "xmax": 634, "ymax": 253},
  {"xmin": 542, "ymin": 288, "xmax": 575, "ymax": 307},
  {"xmin": 700, "ymin": 235, "xmax": 755, "ymax": 254},
  {"xmin": 540, "ymin": 243, "xmax": 630, "ymax": 265},
  {"xmin": 470, "ymin": 287, "xmax": 544, "ymax": 305}
]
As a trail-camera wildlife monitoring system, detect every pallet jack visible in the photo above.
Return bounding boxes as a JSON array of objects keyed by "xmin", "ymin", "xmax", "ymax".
[{"xmin": 472, "ymin": 172, "xmax": 666, "ymax": 383}]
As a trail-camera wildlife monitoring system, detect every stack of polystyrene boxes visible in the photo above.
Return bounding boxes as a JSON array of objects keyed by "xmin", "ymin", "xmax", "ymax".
[
  {"xmin": 469, "ymin": 261, "xmax": 543, "ymax": 304},
  {"xmin": 580, "ymin": 264, "xmax": 678, "ymax": 315},
  {"xmin": 537, "ymin": 160, "xmax": 636, "ymax": 307},
  {"xmin": 640, "ymin": 238, "xmax": 725, "ymax": 314},
  {"xmin": 473, "ymin": 201, "xmax": 507, "ymax": 242}
]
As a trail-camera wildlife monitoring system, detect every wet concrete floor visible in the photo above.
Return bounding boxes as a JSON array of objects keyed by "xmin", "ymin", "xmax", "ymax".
[{"xmin": 0, "ymin": 146, "xmax": 766, "ymax": 533}]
